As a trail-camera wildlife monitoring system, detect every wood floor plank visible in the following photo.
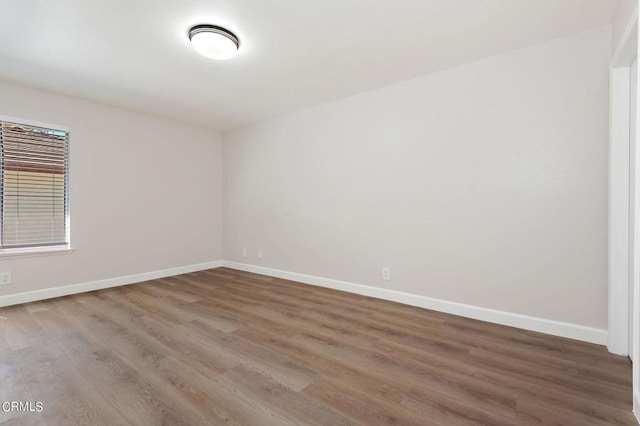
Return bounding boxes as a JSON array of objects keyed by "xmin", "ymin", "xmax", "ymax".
[
  {"xmin": 220, "ymin": 364, "xmax": 356, "ymax": 426},
  {"xmin": 401, "ymin": 385, "xmax": 516, "ymax": 426},
  {"xmin": 0, "ymin": 413, "xmax": 47, "ymax": 426},
  {"xmin": 233, "ymin": 326, "xmax": 412, "ymax": 404},
  {"xmin": 183, "ymin": 319, "xmax": 317, "ymax": 391},
  {"xmin": 374, "ymin": 337, "xmax": 636, "ymax": 423},
  {"xmin": 0, "ymin": 267, "xmax": 635, "ymax": 425},
  {"xmin": 0, "ymin": 339, "xmax": 42, "ymax": 425},
  {"xmin": 10, "ymin": 339, "xmax": 129, "ymax": 426},
  {"xmin": 1, "ymin": 306, "xmax": 48, "ymax": 351},
  {"xmin": 132, "ymin": 314, "xmax": 241, "ymax": 379},
  {"xmin": 32, "ymin": 300, "xmax": 213, "ymax": 426},
  {"xmin": 154, "ymin": 356, "xmax": 296, "ymax": 426},
  {"xmin": 303, "ymin": 377, "xmax": 427, "ymax": 426},
  {"xmin": 134, "ymin": 281, "xmax": 202, "ymax": 304}
]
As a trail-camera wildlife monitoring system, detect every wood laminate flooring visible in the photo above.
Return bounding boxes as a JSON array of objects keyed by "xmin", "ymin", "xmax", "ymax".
[{"xmin": 0, "ymin": 267, "xmax": 635, "ymax": 425}]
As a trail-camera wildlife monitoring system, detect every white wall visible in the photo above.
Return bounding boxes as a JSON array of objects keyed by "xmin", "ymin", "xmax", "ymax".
[
  {"xmin": 0, "ymin": 80, "xmax": 223, "ymax": 297},
  {"xmin": 223, "ymin": 26, "xmax": 611, "ymax": 330},
  {"xmin": 613, "ymin": 0, "xmax": 638, "ymax": 51}
]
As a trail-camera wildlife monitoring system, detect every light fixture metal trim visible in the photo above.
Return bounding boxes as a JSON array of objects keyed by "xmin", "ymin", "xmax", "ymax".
[{"xmin": 188, "ymin": 24, "xmax": 240, "ymax": 49}]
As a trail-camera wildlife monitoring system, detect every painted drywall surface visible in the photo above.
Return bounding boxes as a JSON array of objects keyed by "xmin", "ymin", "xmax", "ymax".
[
  {"xmin": 223, "ymin": 26, "xmax": 611, "ymax": 329},
  {"xmin": 0, "ymin": 80, "xmax": 223, "ymax": 295},
  {"xmin": 613, "ymin": 0, "xmax": 637, "ymax": 51}
]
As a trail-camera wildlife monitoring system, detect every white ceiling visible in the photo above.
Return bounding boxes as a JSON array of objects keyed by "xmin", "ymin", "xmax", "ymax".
[{"xmin": 0, "ymin": 1, "xmax": 620, "ymax": 132}]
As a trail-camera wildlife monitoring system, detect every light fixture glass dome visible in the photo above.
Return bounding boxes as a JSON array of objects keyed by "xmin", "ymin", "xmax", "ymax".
[{"xmin": 189, "ymin": 25, "xmax": 239, "ymax": 60}]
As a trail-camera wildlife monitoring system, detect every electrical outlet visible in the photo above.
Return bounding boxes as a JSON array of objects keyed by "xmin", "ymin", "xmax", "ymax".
[
  {"xmin": 382, "ymin": 267, "xmax": 390, "ymax": 281},
  {"xmin": 258, "ymin": 249, "xmax": 263, "ymax": 259},
  {"xmin": 242, "ymin": 249, "xmax": 248, "ymax": 258},
  {"xmin": 0, "ymin": 272, "xmax": 11, "ymax": 285}
]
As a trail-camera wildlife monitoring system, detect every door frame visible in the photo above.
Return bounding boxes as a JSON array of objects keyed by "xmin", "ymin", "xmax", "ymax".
[{"xmin": 609, "ymin": 6, "xmax": 639, "ymax": 420}]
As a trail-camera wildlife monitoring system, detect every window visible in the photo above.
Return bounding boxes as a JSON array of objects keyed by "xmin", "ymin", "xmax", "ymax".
[{"xmin": 0, "ymin": 118, "xmax": 69, "ymax": 251}]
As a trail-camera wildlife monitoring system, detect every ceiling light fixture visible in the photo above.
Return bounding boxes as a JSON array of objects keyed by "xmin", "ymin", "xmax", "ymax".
[{"xmin": 188, "ymin": 24, "xmax": 240, "ymax": 60}]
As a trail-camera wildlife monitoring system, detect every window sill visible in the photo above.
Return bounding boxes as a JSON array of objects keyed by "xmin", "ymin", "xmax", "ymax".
[{"xmin": 0, "ymin": 247, "xmax": 75, "ymax": 260}]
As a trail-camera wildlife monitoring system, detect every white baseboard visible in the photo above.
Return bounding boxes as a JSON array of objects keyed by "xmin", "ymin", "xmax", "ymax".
[
  {"xmin": 0, "ymin": 259, "xmax": 608, "ymax": 346},
  {"xmin": 0, "ymin": 260, "xmax": 223, "ymax": 308},
  {"xmin": 634, "ymin": 392, "xmax": 640, "ymax": 424},
  {"xmin": 223, "ymin": 261, "xmax": 608, "ymax": 345}
]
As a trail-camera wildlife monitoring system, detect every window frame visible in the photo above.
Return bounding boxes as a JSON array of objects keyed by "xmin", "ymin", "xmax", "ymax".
[{"xmin": 0, "ymin": 114, "xmax": 72, "ymax": 257}]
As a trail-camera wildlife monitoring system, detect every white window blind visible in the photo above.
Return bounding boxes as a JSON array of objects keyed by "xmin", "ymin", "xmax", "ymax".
[{"xmin": 0, "ymin": 119, "xmax": 69, "ymax": 250}]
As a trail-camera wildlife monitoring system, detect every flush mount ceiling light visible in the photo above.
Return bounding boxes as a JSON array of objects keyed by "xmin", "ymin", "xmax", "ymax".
[{"xmin": 188, "ymin": 24, "xmax": 240, "ymax": 60}]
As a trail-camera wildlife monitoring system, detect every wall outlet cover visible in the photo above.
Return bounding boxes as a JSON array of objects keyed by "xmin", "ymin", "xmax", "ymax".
[
  {"xmin": 382, "ymin": 267, "xmax": 390, "ymax": 281},
  {"xmin": 0, "ymin": 272, "xmax": 11, "ymax": 285}
]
